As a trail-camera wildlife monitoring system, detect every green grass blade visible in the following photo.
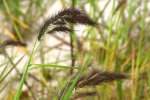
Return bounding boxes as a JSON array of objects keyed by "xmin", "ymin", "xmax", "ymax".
[
  {"xmin": 62, "ymin": 73, "xmax": 80, "ymax": 100},
  {"xmin": 29, "ymin": 64, "xmax": 79, "ymax": 70},
  {"xmin": 13, "ymin": 40, "xmax": 39, "ymax": 100}
]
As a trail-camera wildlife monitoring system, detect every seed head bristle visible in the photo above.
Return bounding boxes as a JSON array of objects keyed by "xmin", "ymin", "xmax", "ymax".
[
  {"xmin": 76, "ymin": 69, "xmax": 128, "ymax": 88},
  {"xmin": 48, "ymin": 26, "xmax": 72, "ymax": 34},
  {"xmin": 2, "ymin": 40, "xmax": 26, "ymax": 47},
  {"xmin": 38, "ymin": 8, "xmax": 96, "ymax": 41},
  {"xmin": 57, "ymin": 8, "xmax": 96, "ymax": 25}
]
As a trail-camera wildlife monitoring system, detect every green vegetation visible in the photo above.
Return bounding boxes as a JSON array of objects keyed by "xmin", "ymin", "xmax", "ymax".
[{"xmin": 0, "ymin": 0, "xmax": 150, "ymax": 100}]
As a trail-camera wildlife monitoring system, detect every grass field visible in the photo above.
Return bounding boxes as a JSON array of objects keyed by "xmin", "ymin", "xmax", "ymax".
[{"xmin": 0, "ymin": 0, "xmax": 150, "ymax": 100}]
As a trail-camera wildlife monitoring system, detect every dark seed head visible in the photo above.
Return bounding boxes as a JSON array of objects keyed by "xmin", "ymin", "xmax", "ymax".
[
  {"xmin": 2, "ymin": 40, "xmax": 26, "ymax": 47},
  {"xmin": 48, "ymin": 26, "xmax": 72, "ymax": 34},
  {"xmin": 38, "ymin": 8, "xmax": 96, "ymax": 41},
  {"xmin": 76, "ymin": 69, "xmax": 128, "ymax": 88}
]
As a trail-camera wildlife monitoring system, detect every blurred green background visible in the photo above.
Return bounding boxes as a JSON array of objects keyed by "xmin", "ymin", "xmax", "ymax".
[{"xmin": 0, "ymin": 0, "xmax": 150, "ymax": 100}]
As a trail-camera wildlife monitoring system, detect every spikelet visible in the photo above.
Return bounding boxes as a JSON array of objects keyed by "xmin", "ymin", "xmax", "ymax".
[
  {"xmin": 2, "ymin": 40, "xmax": 26, "ymax": 47},
  {"xmin": 38, "ymin": 8, "xmax": 96, "ymax": 40},
  {"xmin": 76, "ymin": 69, "xmax": 128, "ymax": 88},
  {"xmin": 47, "ymin": 26, "xmax": 72, "ymax": 34}
]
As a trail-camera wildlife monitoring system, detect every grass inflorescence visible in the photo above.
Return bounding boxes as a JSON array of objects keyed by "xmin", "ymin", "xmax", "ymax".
[{"xmin": 38, "ymin": 8, "xmax": 96, "ymax": 40}]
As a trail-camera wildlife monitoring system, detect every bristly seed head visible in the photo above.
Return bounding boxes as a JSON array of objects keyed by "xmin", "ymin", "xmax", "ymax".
[
  {"xmin": 38, "ymin": 8, "xmax": 96, "ymax": 41},
  {"xmin": 1, "ymin": 40, "xmax": 26, "ymax": 47},
  {"xmin": 76, "ymin": 69, "xmax": 128, "ymax": 88},
  {"xmin": 48, "ymin": 26, "xmax": 72, "ymax": 34}
]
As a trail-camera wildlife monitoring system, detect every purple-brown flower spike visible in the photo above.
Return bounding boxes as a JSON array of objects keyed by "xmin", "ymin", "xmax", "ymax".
[{"xmin": 38, "ymin": 8, "xmax": 96, "ymax": 41}]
